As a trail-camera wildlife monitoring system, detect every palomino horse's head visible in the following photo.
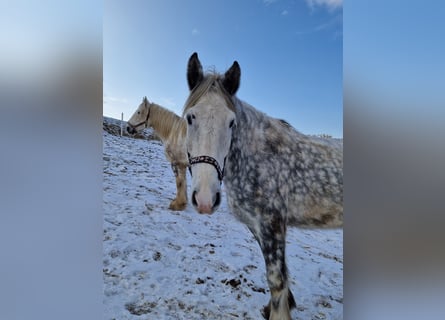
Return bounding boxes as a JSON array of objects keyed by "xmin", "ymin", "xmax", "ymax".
[
  {"xmin": 126, "ymin": 97, "xmax": 151, "ymax": 135},
  {"xmin": 183, "ymin": 52, "xmax": 240, "ymax": 214}
]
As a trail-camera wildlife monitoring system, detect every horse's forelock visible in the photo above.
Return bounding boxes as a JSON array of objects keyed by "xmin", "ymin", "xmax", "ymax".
[{"xmin": 182, "ymin": 73, "xmax": 236, "ymax": 116}]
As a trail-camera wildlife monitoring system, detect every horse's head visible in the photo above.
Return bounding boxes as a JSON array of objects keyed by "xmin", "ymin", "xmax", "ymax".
[
  {"xmin": 126, "ymin": 97, "xmax": 151, "ymax": 135},
  {"xmin": 183, "ymin": 52, "xmax": 240, "ymax": 214}
]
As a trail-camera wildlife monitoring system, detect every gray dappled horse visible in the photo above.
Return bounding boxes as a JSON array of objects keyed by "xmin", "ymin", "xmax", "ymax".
[{"xmin": 183, "ymin": 53, "xmax": 343, "ymax": 320}]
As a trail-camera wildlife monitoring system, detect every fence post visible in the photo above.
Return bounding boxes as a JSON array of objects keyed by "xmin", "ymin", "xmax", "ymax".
[{"xmin": 120, "ymin": 112, "xmax": 124, "ymax": 136}]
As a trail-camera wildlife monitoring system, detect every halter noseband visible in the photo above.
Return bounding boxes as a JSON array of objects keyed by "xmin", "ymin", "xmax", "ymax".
[{"xmin": 188, "ymin": 155, "xmax": 225, "ymax": 183}]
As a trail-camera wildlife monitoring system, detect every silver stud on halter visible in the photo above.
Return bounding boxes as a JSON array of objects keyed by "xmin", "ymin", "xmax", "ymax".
[{"xmin": 188, "ymin": 155, "xmax": 225, "ymax": 183}]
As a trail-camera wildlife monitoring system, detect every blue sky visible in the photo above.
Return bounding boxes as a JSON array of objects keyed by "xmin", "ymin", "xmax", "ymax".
[{"xmin": 104, "ymin": 0, "xmax": 342, "ymax": 137}]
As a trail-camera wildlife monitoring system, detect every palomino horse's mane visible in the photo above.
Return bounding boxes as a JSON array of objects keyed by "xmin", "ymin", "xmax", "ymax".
[
  {"xmin": 148, "ymin": 102, "xmax": 186, "ymax": 142},
  {"xmin": 182, "ymin": 73, "xmax": 236, "ymax": 116}
]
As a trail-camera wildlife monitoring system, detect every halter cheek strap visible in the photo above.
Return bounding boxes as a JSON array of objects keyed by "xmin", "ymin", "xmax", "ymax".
[
  {"xmin": 188, "ymin": 155, "xmax": 225, "ymax": 183},
  {"xmin": 128, "ymin": 106, "xmax": 151, "ymax": 130}
]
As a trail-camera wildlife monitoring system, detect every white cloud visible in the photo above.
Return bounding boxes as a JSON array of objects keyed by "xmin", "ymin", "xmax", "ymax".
[
  {"xmin": 103, "ymin": 95, "xmax": 133, "ymax": 120},
  {"xmin": 281, "ymin": 10, "xmax": 289, "ymax": 15},
  {"xmin": 159, "ymin": 97, "xmax": 181, "ymax": 115},
  {"xmin": 295, "ymin": 14, "xmax": 342, "ymax": 39},
  {"xmin": 314, "ymin": 14, "xmax": 342, "ymax": 31},
  {"xmin": 159, "ymin": 97, "xmax": 176, "ymax": 108},
  {"xmin": 104, "ymin": 96, "xmax": 128, "ymax": 104},
  {"xmin": 306, "ymin": 0, "xmax": 342, "ymax": 10},
  {"xmin": 192, "ymin": 28, "xmax": 199, "ymax": 36},
  {"xmin": 263, "ymin": 0, "xmax": 278, "ymax": 6}
]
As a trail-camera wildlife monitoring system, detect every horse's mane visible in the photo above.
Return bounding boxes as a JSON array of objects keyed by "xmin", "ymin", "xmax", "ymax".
[
  {"xmin": 149, "ymin": 102, "xmax": 186, "ymax": 141},
  {"xmin": 182, "ymin": 72, "xmax": 236, "ymax": 116}
]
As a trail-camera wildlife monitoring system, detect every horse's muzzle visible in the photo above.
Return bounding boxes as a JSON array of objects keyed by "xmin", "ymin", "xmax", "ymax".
[
  {"xmin": 192, "ymin": 190, "xmax": 221, "ymax": 214},
  {"xmin": 126, "ymin": 125, "xmax": 136, "ymax": 135}
]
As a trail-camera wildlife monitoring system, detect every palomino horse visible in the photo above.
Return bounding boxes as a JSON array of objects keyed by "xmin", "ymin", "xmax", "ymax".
[
  {"xmin": 183, "ymin": 53, "xmax": 343, "ymax": 320},
  {"xmin": 126, "ymin": 97, "xmax": 188, "ymax": 211}
]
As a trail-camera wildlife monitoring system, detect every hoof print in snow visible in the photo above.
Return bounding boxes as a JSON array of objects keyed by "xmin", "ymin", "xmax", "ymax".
[
  {"xmin": 144, "ymin": 202, "xmax": 154, "ymax": 212},
  {"xmin": 243, "ymin": 264, "xmax": 258, "ymax": 274},
  {"xmin": 152, "ymin": 251, "xmax": 161, "ymax": 261},
  {"xmin": 195, "ymin": 277, "xmax": 205, "ymax": 284},
  {"xmin": 125, "ymin": 301, "xmax": 157, "ymax": 315},
  {"xmin": 316, "ymin": 297, "xmax": 332, "ymax": 308},
  {"xmin": 222, "ymin": 278, "xmax": 241, "ymax": 288},
  {"xmin": 251, "ymin": 286, "xmax": 266, "ymax": 294}
]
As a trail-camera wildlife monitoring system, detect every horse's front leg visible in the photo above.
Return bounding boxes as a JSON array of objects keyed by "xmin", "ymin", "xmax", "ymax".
[
  {"xmin": 168, "ymin": 163, "xmax": 188, "ymax": 211},
  {"xmin": 251, "ymin": 215, "xmax": 296, "ymax": 320}
]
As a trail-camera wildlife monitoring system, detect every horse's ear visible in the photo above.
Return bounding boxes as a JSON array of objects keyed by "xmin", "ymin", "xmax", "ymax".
[
  {"xmin": 143, "ymin": 96, "xmax": 148, "ymax": 105},
  {"xmin": 187, "ymin": 52, "xmax": 203, "ymax": 91},
  {"xmin": 222, "ymin": 61, "xmax": 240, "ymax": 96}
]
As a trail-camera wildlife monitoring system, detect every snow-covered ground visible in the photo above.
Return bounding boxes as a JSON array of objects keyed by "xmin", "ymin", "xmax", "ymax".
[{"xmin": 103, "ymin": 119, "xmax": 343, "ymax": 320}]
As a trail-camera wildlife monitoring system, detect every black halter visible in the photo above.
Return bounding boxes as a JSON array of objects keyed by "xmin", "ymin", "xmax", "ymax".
[{"xmin": 188, "ymin": 155, "xmax": 225, "ymax": 183}]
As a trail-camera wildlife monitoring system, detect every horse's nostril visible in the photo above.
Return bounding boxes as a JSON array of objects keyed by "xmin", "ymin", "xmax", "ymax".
[
  {"xmin": 213, "ymin": 192, "xmax": 221, "ymax": 209},
  {"xmin": 192, "ymin": 191, "xmax": 198, "ymax": 207}
]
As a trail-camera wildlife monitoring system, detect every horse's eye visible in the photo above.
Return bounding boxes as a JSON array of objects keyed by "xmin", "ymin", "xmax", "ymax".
[
  {"xmin": 187, "ymin": 114, "xmax": 195, "ymax": 125},
  {"xmin": 229, "ymin": 119, "xmax": 235, "ymax": 128},
  {"xmin": 138, "ymin": 111, "xmax": 140, "ymax": 115}
]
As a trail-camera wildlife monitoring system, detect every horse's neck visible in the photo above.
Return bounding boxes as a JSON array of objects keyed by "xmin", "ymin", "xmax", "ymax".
[
  {"xmin": 229, "ymin": 100, "xmax": 286, "ymax": 153},
  {"xmin": 228, "ymin": 101, "xmax": 251, "ymax": 153},
  {"xmin": 149, "ymin": 104, "xmax": 182, "ymax": 142}
]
